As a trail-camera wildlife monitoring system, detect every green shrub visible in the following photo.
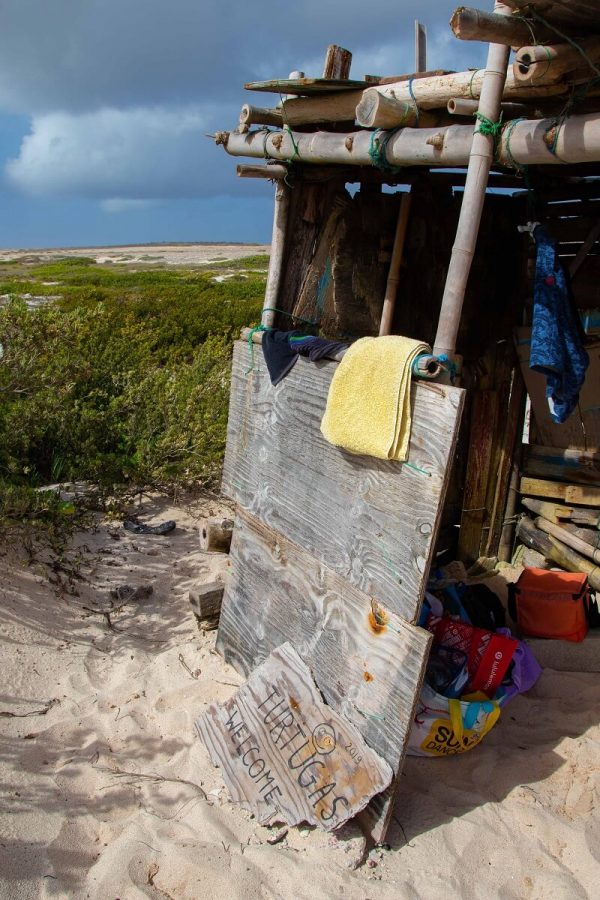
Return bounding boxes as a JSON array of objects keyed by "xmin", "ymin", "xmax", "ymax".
[{"xmin": 0, "ymin": 262, "xmax": 264, "ymax": 496}]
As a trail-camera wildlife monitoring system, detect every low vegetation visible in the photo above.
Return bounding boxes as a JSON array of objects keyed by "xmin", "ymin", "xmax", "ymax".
[{"xmin": 0, "ymin": 255, "xmax": 266, "ymax": 521}]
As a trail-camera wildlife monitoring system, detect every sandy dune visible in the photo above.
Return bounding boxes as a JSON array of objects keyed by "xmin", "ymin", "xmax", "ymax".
[
  {"xmin": 0, "ymin": 496, "xmax": 598, "ymax": 899},
  {"xmin": 0, "ymin": 243, "xmax": 270, "ymax": 267}
]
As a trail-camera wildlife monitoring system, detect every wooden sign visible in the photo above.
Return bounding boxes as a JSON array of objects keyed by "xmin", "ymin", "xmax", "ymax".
[{"xmin": 196, "ymin": 642, "xmax": 393, "ymax": 831}]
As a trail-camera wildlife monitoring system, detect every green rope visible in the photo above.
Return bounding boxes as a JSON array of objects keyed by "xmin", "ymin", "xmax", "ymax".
[
  {"xmin": 284, "ymin": 125, "xmax": 302, "ymax": 161},
  {"xmin": 501, "ymin": 117, "xmax": 527, "ymax": 171},
  {"xmin": 245, "ymin": 307, "xmax": 320, "ymax": 374},
  {"xmin": 530, "ymin": 10, "xmax": 600, "ymax": 79},
  {"xmin": 474, "ymin": 110, "xmax": 504, "ymax": 160},
  {"xmin": 468, "ymin": 68, "xmax": 483, "ymax": 100},
  {"xmin": 368, "ymin": 129, "xmax": 402, "ymax": 173},
  {"xmin": 408, "ymin": 77, "xmax": 420, "ymax": 127}
]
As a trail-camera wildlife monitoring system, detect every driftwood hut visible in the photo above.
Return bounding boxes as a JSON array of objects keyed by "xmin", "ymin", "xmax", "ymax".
[{"xmin": 205, "ymin": 1, "xmax": 600, "ymax": 843}]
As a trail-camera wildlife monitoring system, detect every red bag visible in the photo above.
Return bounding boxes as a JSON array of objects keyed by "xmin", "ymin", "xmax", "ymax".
[
  {"xmin": 510, "ymin": 568, "xmax": 589, "ymax": 643},
  {"xmin": 426, "ymin": 615, "xmax": 518, "ymax": 697}
]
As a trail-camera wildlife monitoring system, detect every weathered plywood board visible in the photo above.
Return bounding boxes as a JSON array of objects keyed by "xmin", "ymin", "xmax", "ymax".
[
  {"xmin": 216, "ymin": 508, "xmax": 432, "ymax": 842},
  {"xmin": 222, "ymin": 340, "xmax": 464, "ymax": 623},
  {"xmin": 196, "ymin": 642, "xmax": 393, "ymax": 831}
]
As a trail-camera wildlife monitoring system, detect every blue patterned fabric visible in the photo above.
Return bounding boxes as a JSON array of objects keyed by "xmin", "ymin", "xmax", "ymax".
[{"xmin": 530, "ymin": 225, "xmax": 589, "ymax": 424}]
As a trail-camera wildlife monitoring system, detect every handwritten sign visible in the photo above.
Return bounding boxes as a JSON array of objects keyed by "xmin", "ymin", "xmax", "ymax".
[{"xmin": 196, "ymin": 642, "xmax": 393, "ymax": 831}]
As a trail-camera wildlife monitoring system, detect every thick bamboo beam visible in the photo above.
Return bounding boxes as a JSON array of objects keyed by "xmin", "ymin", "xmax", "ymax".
[
  {"xmin": 237, "ymin": 163, "xmax": 287, "ymax": 180},
  {"xmin": 433, "ymin": 0, "xmax": 511, "ymax": 362},
  {"xmin": 216, "ymin": 111, "xmax": 600, "ymax": 168},
  {"xmin": 239, "ymin": 104, "xmax": 283, "ymax": 128},
  {"xmin": 514, "ymin": 38, "xmax": 600, "ymax": 86},
  {"xmin": 354, "ymin": 68, "xmax": 566, "ymax": 126},
  {"xmin": 447, "ymin": 97, "xmax": 527, "ymax": 116},
  {"xmin": 450, "ymin": 6, "xmax": 555, "ymax": 45},
  {"xmin": 379, "ymin": 192, "xmax": 412, "ymax": 335},
  {"xmin": 261, "ymin": 182, "xmax": 290, "ymax": 328}
]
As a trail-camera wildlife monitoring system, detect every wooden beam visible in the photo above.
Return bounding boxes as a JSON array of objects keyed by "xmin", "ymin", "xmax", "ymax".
[
  {"xmin": 535, "ymin": 515, "xmax": 600, "ymax": 564},
  {"xmin": 514, "ymin": 38, "xmax": 600, "ymax": 87},
  {"xmin": 239, "ymin": 104, "xmax": 283, "ymax": 128},
  {"xmin": 237, "ymin": 163, "xmax": 287, "ymax": 180},
  {"xmin": 415, "ymin": 21, "xmax": 427, "ymax": 72},
  {"xmin": 379, "ymin": 192, "xmax": 412, "ymax": 335},
  {"xmin": 322, "ymin": 45, "xmax": 353, "ymax": 80},
  {"xmin": 524, "ymin": 444, "xmax": 600, "ymax": 484},
  {"xmin": 450, "ymin": 6, "xmax": 555, "ymax": 45},
  {"xmin": 217, "ymin": 111, "xmax": 600, "ymax": 170},
  {"xmin": 520, "ymin": 476, "xmax": 600, "ymax": 506},
  {"xmin": 517, "ymin": 515, "xmax": 600, "ymax": 590}
]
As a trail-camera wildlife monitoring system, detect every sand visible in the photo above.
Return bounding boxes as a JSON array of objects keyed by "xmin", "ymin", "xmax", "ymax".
[
  {"xmin": 0, "ymin": 244, "xmax": 270, "ymax": 268},
  {"xmin": 1, "ymin": 495, "xmax": 599, "ymax": 899}
]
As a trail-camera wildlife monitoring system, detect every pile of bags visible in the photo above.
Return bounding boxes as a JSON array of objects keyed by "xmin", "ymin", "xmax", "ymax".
[{"xmin": 408, "ymin": 579, "xmax": 541, "ymax": 758}]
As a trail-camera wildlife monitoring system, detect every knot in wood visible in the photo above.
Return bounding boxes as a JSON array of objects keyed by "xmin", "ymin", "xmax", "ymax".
[
  {"xmin": 214, "ymin": 131, "xmax": 230, "ymax": 146},
  {"xmin": 271, "ymin": 133, "xmax": 284, "ymax": 150},
  {"xmin": 345, "ymin": 135, "xmax": 354, "ymax": 152},
  {"xmin": 426, "ymin": 133, "xmax": 444, "ymax": 151}
]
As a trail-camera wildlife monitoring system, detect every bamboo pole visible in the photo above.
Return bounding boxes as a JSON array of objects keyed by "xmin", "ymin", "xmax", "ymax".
[
  {"xmin": 432, "ymin": 1, "xmax": 512, "ymax": 361},
  {"xmin": 514, "ymin": 38, "xmax": 600, "ymax": 86},
  {"xmin": 215, "ymin": 110, "xmax": 600, "ymax": 168},
  {"xmin": 450, "ymin": 6, "xmax": 555, "ymax": 45},
  {"xmin": 517, "ymin": 516, "xmax": 600, "ymax": 591},
  {"xmin": 354, "ymin": 68, "xmax": 565, "ymax": 126},
  {"xmin": 261, "ymin": 181, "xmax": 290, "ymax": 328},
  {"xmin": 239, "ymin": 104, "xmax": 283, "ymax": 128},
  {"xmin": 535, "ymin": 516, "xmax": 600, "ymax": 564},
  {"xmin": 447, "ymin": 97, "xmax": 527, "ymax": 116},
  {"xmin": 237, "ymin": 163, "xmax": 287, "ymax": 180},
  {"xmin": 379, "ymin": 192, "xmax": 412, "ymax": 336}
]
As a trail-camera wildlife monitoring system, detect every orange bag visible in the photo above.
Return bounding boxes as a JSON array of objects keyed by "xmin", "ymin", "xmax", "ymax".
[{"xmin": 510, "ymin": 568, "xmax": 590, "ymax": 642}]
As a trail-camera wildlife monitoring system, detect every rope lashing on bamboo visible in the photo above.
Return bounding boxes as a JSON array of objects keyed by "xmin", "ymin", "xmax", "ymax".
[
  {"xmin": 468, "ymin": 68, "xmax": 484, "ymax": 100},
  {"xmin": 368, "ymin": 129, "xmax": 402, "ymax": 173},
  {"xmin": 501, "ymin": 116, "xmax": 528, "ymax": 171},
  {"xmin": 408, "ymin": 77, "xmax": 420, "ymax": 127},
  {"xmin": 473, "ymin": 111, "xmax": 503, "ymax": 159},
  {"xmin": 529, "ymin": 10, "xmax": 600, "ymax": 79},
  {"xmin": 245, "ymin": 307, "xmax": 319, "ymax": 373}
]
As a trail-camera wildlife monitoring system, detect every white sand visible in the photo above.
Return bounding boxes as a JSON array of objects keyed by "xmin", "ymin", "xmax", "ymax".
[
  {"xmin": 0, "ymin": 244, "xmax": 270, "ymax": 267},
  {"xmin": 1, "ymin": 496, "xmax": 598, "ymax": 899}
]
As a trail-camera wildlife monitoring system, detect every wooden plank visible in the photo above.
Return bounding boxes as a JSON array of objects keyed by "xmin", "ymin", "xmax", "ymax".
[
  {"xmin": 458, "ymin": 389, "xmax": 500, "ymax": 563},
  {"xmin": 197, "ymin": 642, "xmax": 393, "ymax": 831},
  {"xmin": 520, "ymin": 476, "xmax": 600, "ymax": 506},
  {"xmin": 521, "ymin": 496, "xmax": 574, "ymax": 522},
  {"xmin": 524, "ymin": 444, "xmax": 600, "ymax": 485},
  {"xmin": 244, "ymin": 78, "xmax": 371, "ymax": 95},
  {"xmin": 216, "ymin": 508, "xmax": 432, "ymax": 842},
  {"xmin": 222, "ymin": 341, "xmax": 465, "ymax": 623}
]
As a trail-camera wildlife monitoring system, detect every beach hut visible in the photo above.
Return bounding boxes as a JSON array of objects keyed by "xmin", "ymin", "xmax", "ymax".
[{"xmin": 205, "ymin": 1, "xmax": 600, "ymax": 842}]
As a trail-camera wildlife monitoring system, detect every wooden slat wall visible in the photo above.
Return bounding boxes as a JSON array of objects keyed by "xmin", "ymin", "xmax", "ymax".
[
  {"xmin": 217, "ymin": 508, "xmax": 432, "ymax": 842},
  {"xmin": 222, "ymin": 341, "xmax": 465, "ymax": 623}
]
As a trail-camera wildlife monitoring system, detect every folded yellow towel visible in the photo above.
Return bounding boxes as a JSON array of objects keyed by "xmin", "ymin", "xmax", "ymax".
[{"xmin": 320, "ymin": 335, "xmax": 430, "ymax": 461}]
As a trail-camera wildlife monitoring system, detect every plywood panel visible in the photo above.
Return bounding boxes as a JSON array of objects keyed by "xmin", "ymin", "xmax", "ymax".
[
  {"xmin": 217, "ymin": 508, "xmax": 432, "ymax": 842},
  {"xmin": 222, "ymin": 340, "xmax": 464, "ymax": 623},
  {"xmin": 197, "ymin": 642, "xmax": 393, "ymax": 831}
]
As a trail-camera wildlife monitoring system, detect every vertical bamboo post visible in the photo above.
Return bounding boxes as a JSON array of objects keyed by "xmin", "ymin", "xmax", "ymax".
[
  {"xmin": 379, "ymin": 192, "xmax": 412, "ymax": 336},
  {"xmin": 261, "ymin": 180, "xmax": 291, "ymax": 329},
  {"xmin": 433, "ymin": 0, "xmax": 512, "ymax": 361}
]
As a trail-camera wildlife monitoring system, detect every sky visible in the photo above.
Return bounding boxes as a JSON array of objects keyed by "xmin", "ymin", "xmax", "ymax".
[{"xmin": 0, "ymin": 1, "xmax": 486, "ymax": 248}]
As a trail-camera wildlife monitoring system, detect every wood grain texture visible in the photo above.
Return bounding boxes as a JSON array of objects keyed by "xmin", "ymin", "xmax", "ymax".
[
  {"xmin": 222, "ymin": 340, "xmax": 464, "ymax": 623},
  {"xmin": 197, "ymin": 642, "xmax": 393, "ymax": 832},
  {"xmin": 520, "ymin": 477, "xmax": 600, "ymax": 506},
  {"xmin": 216, "ymin": 508, "xmax": 432, "ymax": 842}
]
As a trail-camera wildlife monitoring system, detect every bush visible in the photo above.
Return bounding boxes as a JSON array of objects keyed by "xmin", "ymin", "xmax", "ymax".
[{"xmin": 0, "ymin": 263, "xmax": 264, "ymax": 493}]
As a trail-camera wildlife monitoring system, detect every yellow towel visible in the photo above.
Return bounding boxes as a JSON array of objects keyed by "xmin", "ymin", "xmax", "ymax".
[{"xmin": 320, "ymin": 335, "xmax": 430, "ymax": 461}]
